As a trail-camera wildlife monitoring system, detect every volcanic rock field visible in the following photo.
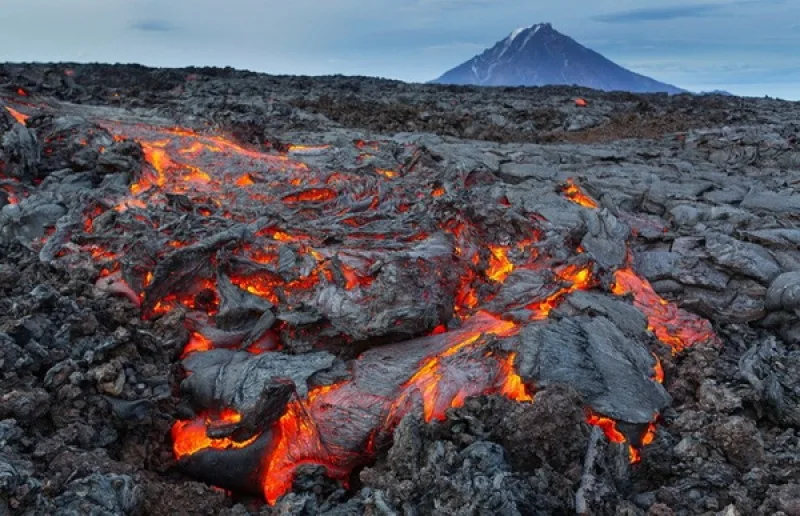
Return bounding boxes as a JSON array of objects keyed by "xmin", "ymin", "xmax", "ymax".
[{"xmin": 1, "ymin": 64, "xmax": 799, "ymax": 515}]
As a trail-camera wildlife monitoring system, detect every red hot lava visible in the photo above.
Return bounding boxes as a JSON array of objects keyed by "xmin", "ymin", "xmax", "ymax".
[{"xmin": 4, "ymin": 98, "xmax": 720, "ymax": 505}]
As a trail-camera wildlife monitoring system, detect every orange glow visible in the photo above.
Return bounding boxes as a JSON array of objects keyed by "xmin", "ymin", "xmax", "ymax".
[
  {"xmin": 274, "ymin": 231, "xmax": 297, "ymax": 241},
  {"xmin": 375, "ymin": 168, "xmax": 397, "ymax": 179},
  {"xmin": 148, "ymin": 277, "xmax": 219, "ymax": 317},
  {"xmin": 391, "ymin": 314, "xmax": 519, "ymax": 423},
  {"xmin": 454, "ymin": 270, "xmax": 479, "ymax": 315},
  {"xmin": 4, "ymin": 106, "xmax": 29, "ymax": 125},
  {"xmin": 641, "ymin": 423, "xmax": 657, "ymax": 446},
  {"xmin": 354, "ymin": 140, "xmax": 380, "ymax": 151},
  {"xmin": 287, "ymin": 144, "xmax": 331, "ymax": 153},
  {"xmin": 586, "ymin": 413, "xmax": 626, "ymax": 443},
  {"xmin": 526, "ymin": 264, "xmax": 593, "ymax": 320},
  {"xmin": 612, "ymin": 268, "xmax": 717, "ymax": 353},
  {"xmin": 173, "ymin": 314, "xmax": 532, "ymax": 505},
  {"xmin": 182, "ymin": 165, "xmax": 212, "ymax": 184},
  {"xmin": 401, "ymin": 333, "xmax": 482, "ymax": 422},
  {"xmin": 430, "ymin": 324, "xmax": 447, "ymax": 335},
  {"xmin": 563, "ymin": 179, "xmax": 598, "ymax": 208},
  {"xmin": 282, "ymin": 188, "xmax": 337, "ymax": 203},
  {"xmin": 261, "ymin": 384, "xmax": 354, "ymax": 504},
  {"xmin": 586, "ymin": 411, "xmax": 645, "ymax": 463},
  {"xmin": 114, "ymin": 199, "xmax": 147, "ymax": 212},
  {"xmin": 487, "ymin": 246, "xmax": 514, "ymax": 282},
  {"xmin": 235, "ymin": 174, "xmax": 254, "ymax": 186},
  {"xmin": 230, "ymin": 275, "xmax": 281, "ymax": 304},
  {"xmin": 652, "ymin": 355, "xmax": 665, "ymax": 383},
  {"xmin": 182, "ymin": 332, "xmax": 213, "ymax": 357},
  {"xmin": 73, "ymin": 118, "xmax": 687, "ymax": 504},
  {"xmin": 497, "ymin": 353, "xmax": 533, "ymax": 402},
  {"xmin": 1, "ymin": 187, "xmax": 19, "ymax": 205},
  {"xmin": 172, "ymin": 409, "xmax": 259, "ymax": 459},
  {"xmin": 340, "ymin": 264, "xmax": 374, "ymax": 290},
  {"xmin": 85, "ymin": 245, "xmax": 118, "ymax": 261},
  {"xmin": 575, "ymin": 98, "xmax": 587, "ymax": 107}
]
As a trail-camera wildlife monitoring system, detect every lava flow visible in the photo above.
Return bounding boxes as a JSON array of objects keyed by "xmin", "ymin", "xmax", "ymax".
[
  {"xmin": 612, "ymin": 268, "xmax": 719, "ymax": 353},
  {"xmin": 4, "ymin": 105, "xmax": 30, "ymax": 125},
  {"xmin": 6, "ymin": 96, "xmax": 720, "ymax": 506}
]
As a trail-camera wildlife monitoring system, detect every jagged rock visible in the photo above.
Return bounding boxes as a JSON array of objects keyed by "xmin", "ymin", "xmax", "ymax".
[
  {"xmin": 48, "ymin": 473, "xmax": 142, "ymax": 516},
  {"xmin": 739, "ymin": 337, "xmax": 800, "ymax": 427},
  {"xmin": 710, "ymin": 417, "xmax": 765, "ymax": 471},
  {"xmin": 580, "ymin": 209, "xmax": 630, "ymax": 270},
  {"xmin": 705, "ymin": 234, "xmax": 782, "ymax": 284},
  {"xmin": 765, "ymin": 271, "xmax": 800, "ymax": 314},
  {"xmin": 180, "ymin": 349, "xmax": 336, "ymax": 437},
  {"xmin": 515, "ymin": 316, "xmax": 669, "ymax": 425},
  {"xmin": 2, "ymin": 63, "xmax": 800, "ymax": 516}
]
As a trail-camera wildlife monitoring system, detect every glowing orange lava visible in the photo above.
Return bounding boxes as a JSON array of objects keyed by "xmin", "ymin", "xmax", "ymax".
[
  {"xmin": 498, "ymin": 353, "xmax": 533, "ymax": 402},
  {"xmin": 39, "ymin": 114, "xmax": 717, "ymax": 505},
  {"xmin": 612, "ymin": 268, "xmax": 717, "ymax": 353},
  {"xmin": 235, "ymin": 174, "xmax": 255, "ymax": 186},
  {"xmin": 172, "ymin": 313, "xmax": 531, "ymax": 505},
  {"xmin": 487, "ymin": 246, "xmax": 514, "ymax": 282},
  {"xmin": 586, "ymin": 411, "xmax": 643, "ymax": 463},
  {"xmin": 282, "ymin": 188, "xmax": 337, "ymax": 203},
  {"xmin": 391, "ymin": 314, "xmax": 520, "ymax": 423},
  {"xmin": 527, "ymin": 264, "xmax": 593, "ymax": 320},
  {"xmin": 652, "ymin": 355, "xmax": 665, "ymax": 383},
  {"xmin": 4, "ymin": 106, "xmax": 29, "ymax": 125},
  {"xmin": 375, "ymin": 168, "xmax": 397, "ymax": 179},
  {"xmin": 287, "ymin": 144, "xmax": 331, "ymax": 153},
  {"xmin": 563, "ymin": 179, "xmax": 598, "ymax": 208},
  {"xmin": 172, "ymin": 408, "xmax": 259, "ymax": 459},
  {"xmin": 182, "ymin": 332, "xmax": 213, "ymax": 357}
]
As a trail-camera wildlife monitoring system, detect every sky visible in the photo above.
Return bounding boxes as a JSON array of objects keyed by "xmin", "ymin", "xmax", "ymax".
[{"xmin": 0, "ymin": 0, "xmax": 798, "ymax": 100}]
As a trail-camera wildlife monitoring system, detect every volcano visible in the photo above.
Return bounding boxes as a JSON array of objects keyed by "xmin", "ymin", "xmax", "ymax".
[
  {"xmin": 1, "ymin": 63, "xmax": 798, "ymax": 515},
  {"xmin": 432, "ymin": 23, "xmax": 685, "ymax": 93}
]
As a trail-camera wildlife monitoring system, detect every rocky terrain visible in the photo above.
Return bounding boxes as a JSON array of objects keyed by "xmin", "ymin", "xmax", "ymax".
[{"xmin": 1, "ymin": 63, "xmax": 799, "ymax": 516}]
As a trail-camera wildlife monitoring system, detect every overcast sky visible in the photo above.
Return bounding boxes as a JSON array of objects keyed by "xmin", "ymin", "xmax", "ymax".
[{"xmin": 0, "ymin": 0, "xmax": 798, "ymax": 99}]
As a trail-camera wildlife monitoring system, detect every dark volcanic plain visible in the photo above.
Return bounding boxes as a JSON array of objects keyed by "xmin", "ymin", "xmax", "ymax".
[{"xmin": 1, "ymin": 64, "xmax": 799, "ymax": 516}]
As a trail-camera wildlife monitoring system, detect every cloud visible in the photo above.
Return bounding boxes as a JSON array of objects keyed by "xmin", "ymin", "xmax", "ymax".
[
  {"xmin": 593, "ymin": 4, "xmax": 725, "ymax": 23},
  {"xmin": 131, "ymin": 19, "xmax": 174, "ymax": 32}
]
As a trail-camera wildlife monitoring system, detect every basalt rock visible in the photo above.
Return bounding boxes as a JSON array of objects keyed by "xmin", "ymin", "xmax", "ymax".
[
  {"xmin": 1, "ymin": 63, "xmax": 799, "ymax": 515},
  {"xmin": 515, "ymin": 316, "xmax": 669, "ymax": 426}
]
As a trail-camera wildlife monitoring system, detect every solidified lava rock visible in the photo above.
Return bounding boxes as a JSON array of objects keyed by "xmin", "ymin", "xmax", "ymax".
[{"xmin": 1, "ymin": 62, "xmax": 799, "ymax": 515}]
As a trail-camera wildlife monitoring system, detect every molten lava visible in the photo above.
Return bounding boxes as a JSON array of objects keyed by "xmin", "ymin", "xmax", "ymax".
[
  {"xmin": 527, "ymin": 264, "xmax": 593, "ymax": 320},
  {"xmin": 4, "ymin": 106, "xmax": 29, "ymax": 125},
  {"xmin": 0, "ymin": 102, "xmax": 719, "ymax": 505},
  {"xmin": 282, "ymin": 188, "xmax": 337, "ymax": 203},
  {"xmin": 563, "ymin": 178, "xmax": 598, "ymax": 208},
  {"xmin": 487, "ymin": 246, "xmax": 514, "ymax": 282},
  {"xmin": 172, "ymin": 409, "xmax": 259, "ymax": 459},
  {"xmin": 183, "ymin": 332, "xmax": 213, "ymax": 357},
  {"xmin": 612, "ymin": 268, "xmax": 718, "ymax": 353}
]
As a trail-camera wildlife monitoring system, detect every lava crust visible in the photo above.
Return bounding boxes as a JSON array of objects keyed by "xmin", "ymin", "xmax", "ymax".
[{"xmin": 1, "ymin": 63, "xmax": 799, "ymax": 515}]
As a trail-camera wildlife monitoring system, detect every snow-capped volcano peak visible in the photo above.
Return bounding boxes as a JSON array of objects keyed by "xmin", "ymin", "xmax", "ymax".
[
  {"xmin": 432, "ymin": 22, "xmax": 683, "ymax": 94},
  {"xmin": 508, "ymin": 23, "xmax": 549, "ymax": 42}
]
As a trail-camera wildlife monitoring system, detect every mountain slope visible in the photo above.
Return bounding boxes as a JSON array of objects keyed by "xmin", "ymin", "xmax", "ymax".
[{"xmin": 432, "ymin": 23, "xmax": 684, "ymax": 94}]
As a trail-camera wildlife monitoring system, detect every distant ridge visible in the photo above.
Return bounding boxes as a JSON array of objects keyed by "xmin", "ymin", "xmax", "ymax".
[{"xmin": 432, "ymin": 23, "xmax": 685, "ymax": 94}]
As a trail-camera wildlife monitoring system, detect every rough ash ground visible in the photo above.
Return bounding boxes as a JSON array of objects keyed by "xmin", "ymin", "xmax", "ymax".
[{"xmin": 1, "ymin": 64, "xmax": 799, "ymax": 515}]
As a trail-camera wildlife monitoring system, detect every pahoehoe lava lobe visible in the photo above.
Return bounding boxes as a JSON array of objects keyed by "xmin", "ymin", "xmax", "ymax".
[{"xmin": 1, "ymin": 63, "xmax": 799, "ymax": 515}]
